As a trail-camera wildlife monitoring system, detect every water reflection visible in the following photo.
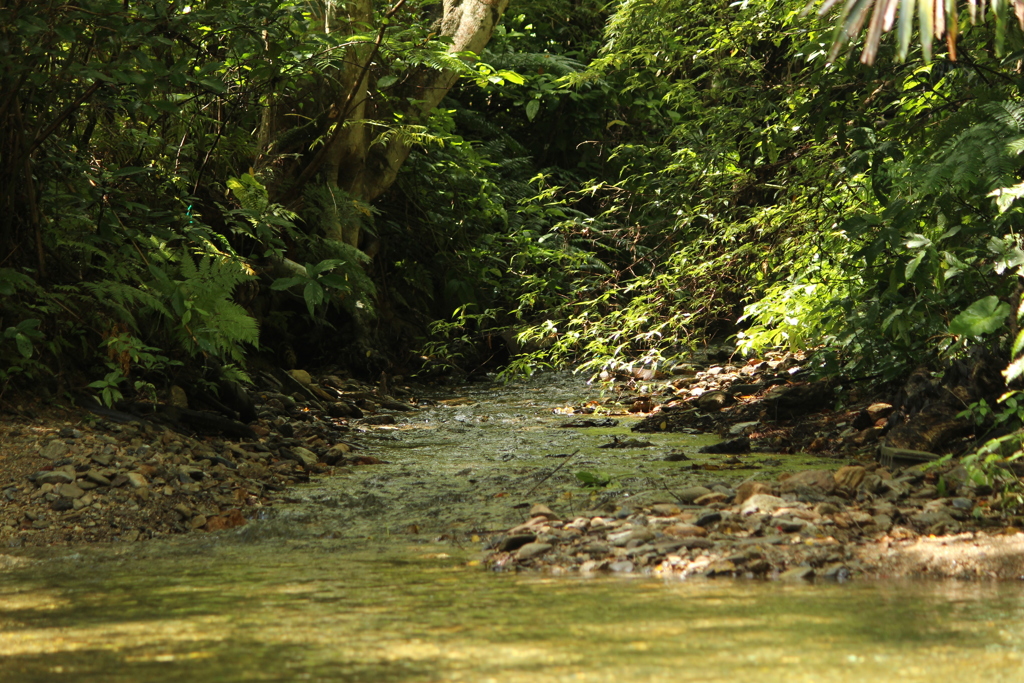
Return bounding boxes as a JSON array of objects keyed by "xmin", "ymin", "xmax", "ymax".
[{"xmin": 1, "ymin": 540, "xmax": 1023, "ymax": 682}]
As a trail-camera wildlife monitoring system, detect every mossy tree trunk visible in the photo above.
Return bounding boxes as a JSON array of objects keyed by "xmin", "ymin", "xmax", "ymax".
[{"xmin": 293, "ymin": 0, "xmax": 511, "ymax": 248}]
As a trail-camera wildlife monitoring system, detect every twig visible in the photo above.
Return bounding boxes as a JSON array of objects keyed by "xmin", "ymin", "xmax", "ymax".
[{"xmin": 524, "ymin": 449, "xmax": 580, "ymax": 498}]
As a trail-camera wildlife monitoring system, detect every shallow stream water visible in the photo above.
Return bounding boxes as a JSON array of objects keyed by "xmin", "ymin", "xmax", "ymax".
[{"xmin": 2, "ymin": 374, "xmax": 1024, "ymax": 681}]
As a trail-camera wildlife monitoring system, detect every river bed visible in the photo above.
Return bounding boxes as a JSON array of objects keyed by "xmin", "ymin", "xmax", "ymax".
[{"xmin": 1, "ymin": 374, "xmax": 1023, "ymax": 681}]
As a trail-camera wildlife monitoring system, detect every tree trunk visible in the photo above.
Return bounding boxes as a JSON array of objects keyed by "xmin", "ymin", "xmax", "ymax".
[{"xmin": 309, "ymin": 0, "xmax": 512, "ymax": 247}]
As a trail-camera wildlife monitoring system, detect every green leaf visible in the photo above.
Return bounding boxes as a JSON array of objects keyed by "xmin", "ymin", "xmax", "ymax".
[
  {"xmin": 377, "ymin": 75, "xmax": 398, "ymax": 89},
  {"xmin": 270, "ymin": 276, "xmax": 306, "ymax": 290},
  {"xmin": 905, "ymin": 250, "xmax": 926, "ymax": 279},
  {"xmin": 905, "ymin": 233, "xmax": 931, "ymax": 249},
  {"xmin": 575, "ymin": 470, "xmax": 610, "ymax": 487},
  {"xmin": 318, "ymin": 273, "xmax": 349, "ymax": 290},
  {"xmin": 949, "ymin": 296, "xmax": 1012, "ymax": 337},
  {"xmin": 303, "ymin": 281, "xmax": 324, "ymax": 316},
  {"xmin": 14, "ymin": 333, "xmax": 32, "ymax": 359},
  {"xmin": 498, "ymin": 69, "xmax": 525, "ymax": 85},
  {"xmin": 525, "ymin": 99, "xmax": 540, "ymax": 121}
]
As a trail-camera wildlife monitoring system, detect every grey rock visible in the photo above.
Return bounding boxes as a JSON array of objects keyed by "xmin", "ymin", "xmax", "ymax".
[
  {"xmin": 515, "ymin": 542, "xmax": 553, "ymax": 561},
  {"xmin": 288, "ymin": 447, "xmax": 319, "ymax": 468},
  {"xmin": 33, "ymin": 471, "xmax": 75, "ymax": 486},
  {"xmin": 779, "ymin": 470, "xmax": 836, "ymax": 494},
  {"xmin": 608, "ymin": 560, "xmax": 635, "ymax": 573},
  {"xmin": 695, "ymin": 511, "xmax": 722, "ymax": 527},
  {"xmin": 40, "ymin": 441, "xmax": 70, "ymax": 461},
  {"xmin": 696, "ymin": 391, "xmax": 733, "ymax": 412},
  {"xmin": 57, "ymin": 483, "xmax": 86, "ymax": 499},
  {"xmin": 608, "ymin": 527, "xmax": 655, "ymax": 547},
  {"xmin": 85, "ymin": 470, "xmax": 111, "ymax": 486}
]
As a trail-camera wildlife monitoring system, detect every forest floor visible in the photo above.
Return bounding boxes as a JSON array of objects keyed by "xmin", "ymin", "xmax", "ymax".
[{"xmin": 1, "ymin": 354, "xmax": 1024, "ymax": 581}]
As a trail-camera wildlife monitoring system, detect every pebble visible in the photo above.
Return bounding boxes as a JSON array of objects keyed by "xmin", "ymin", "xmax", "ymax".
[
  {"xmin": 126, "ymin": 472, "xmax": 148, "ymax": 488},
  {"xmin": 678, "ymin": 486, "xmax": 712, "ymax": 503}
]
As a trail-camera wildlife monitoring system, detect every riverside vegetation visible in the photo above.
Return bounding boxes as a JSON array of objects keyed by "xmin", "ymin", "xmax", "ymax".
[{"xmin": 3, "ymin": 0, "xmax": 1024, "ymax": 577}]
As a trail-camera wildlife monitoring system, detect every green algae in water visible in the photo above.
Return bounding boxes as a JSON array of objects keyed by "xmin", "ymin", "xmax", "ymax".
[{"xmin": 1, "ymin": 541, "xmax": 1024, "ymax": 682}]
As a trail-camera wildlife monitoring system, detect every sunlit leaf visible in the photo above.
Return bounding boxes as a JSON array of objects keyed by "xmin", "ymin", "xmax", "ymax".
[{"xmin": 948, "ymin": 296, "xmax": 1011, "ymax": 336}]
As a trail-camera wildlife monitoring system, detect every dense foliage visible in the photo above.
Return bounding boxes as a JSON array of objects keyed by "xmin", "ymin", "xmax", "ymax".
[{"xmin": 6, "ymin": 0, "xmax": 1024, "ymax": 497}]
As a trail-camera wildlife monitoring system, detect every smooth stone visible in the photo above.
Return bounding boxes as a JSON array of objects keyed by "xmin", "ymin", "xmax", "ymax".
[
  {"xmin": 91, "ymin": 453, "xmax": 114, "ymax": 466},
  {"xmin": 34, "ymin": 471, "xmax": 75, "ymax": 485},
  {"xmin": 695, "ymin": 511, "xmax": 722, "ymax": 527},
  {"xmin": 697, "ymin": 391, "xmax": 732, "ymax": 412},
  {"xmin": 609, "ymin": 527, "xmax": 655, "ymax": 547},
  {"xmin": 288, "ymin": 369, "xmax": 313, "ymax": 386},
  {"xmin": 289, "ymin": 447, "xmax": 319, "ymax": 467},
  {"xmin": 57, "ymin": 483, "xmax": 86, "ymax": 499},
  {"xmin": 85, "ymin": 470, "xmax": 111, "ymax": 486},
  {"xmin": 779, "ymin": 566, "xmax": 815, "ymax": 581},
  {"xmin": 663, "ymin": 524, "xmax": 708, "ymax": 538},
  {"xmin": 678, "ymin": 486, "xmax": 712, "ymax": 504},
  {"xmin": 515, "ymin": 542, "xmax": 553, "ymax": 561},
  {"xmin": 693, "ymin": 492, "xmax": 728, "ymax": 505},
  {"xmin": 608, "ymin": 560, "xmax": 635, "ymax": 573}
]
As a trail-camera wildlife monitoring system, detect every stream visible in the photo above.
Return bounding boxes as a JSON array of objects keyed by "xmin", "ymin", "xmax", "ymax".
[{"xmin": 2, "ymin": 374, "xmax": 1024, "ymax": 681}]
